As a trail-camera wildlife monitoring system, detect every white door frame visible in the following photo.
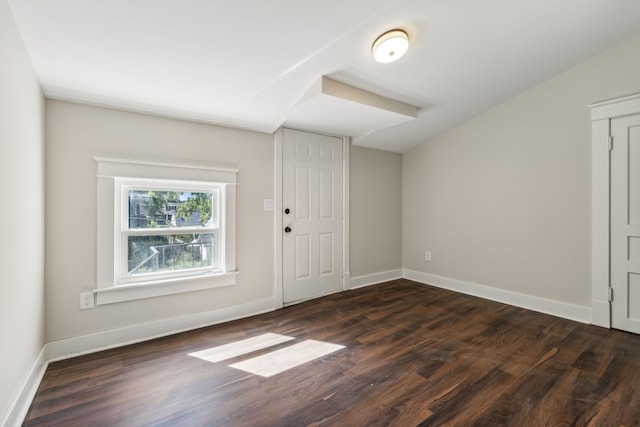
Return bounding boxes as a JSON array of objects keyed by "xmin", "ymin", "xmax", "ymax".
[
  {"xmin": 274, "ymin": 127, "xmax": 350, "ymax": 308},
  {"xmin": 590, "ymin": 93, "xmax": 640, "ymax": 328}
]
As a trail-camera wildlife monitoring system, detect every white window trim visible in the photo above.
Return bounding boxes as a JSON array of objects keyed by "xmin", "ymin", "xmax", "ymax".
[{"xmin": 96, "ymin": 157, "xmax": 237, "ymax": 305}]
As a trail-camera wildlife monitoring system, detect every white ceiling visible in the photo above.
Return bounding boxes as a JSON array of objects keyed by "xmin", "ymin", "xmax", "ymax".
[{"xmin": 9, "ymin": 0, "xmax": 640, "ymax": 152}]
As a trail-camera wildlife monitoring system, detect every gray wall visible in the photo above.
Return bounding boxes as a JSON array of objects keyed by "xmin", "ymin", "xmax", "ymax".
[
  {"xmin": 45, "ymin": 101, "xmax": 404, "ymax": 342},
  {"xmin": 45, "ymin": 100, "xmax": 275, "ymax": 341},
  {"xmin": 0, "ymin": 0, "xmax": 45, "ymax": 422},
  {"xmin": 7, "ymin": 9, "xmax": 640, "ymax": 422},
  {"xmin": 350, "ymin": 146, "xmax": 402, "ymax": 278},
  {"xmin": 403, "ymin": 33, "xmax": 640, "ymax": 307}
]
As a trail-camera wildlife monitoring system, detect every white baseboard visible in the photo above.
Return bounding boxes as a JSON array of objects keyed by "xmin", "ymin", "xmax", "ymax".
[
  {"xmin": 403, "ymin": 269, "xmax": 592, "ymax": 324},
  {"xmin": 350, "ymin": 269, "xmax": 403, "ymax": 290},
  {"xmin": 45, "ymin": 296, "xmax": 275, "ymax": 362},
  {"xmin": 6, "ymin": 274, "xmax": 596, "ymax": 426},
  {"xmin": 2, "ymin": 347, "xmax": 48, "ymax": 427},
  {"xmin": 5, "ymin": 297, "xmax": 274, "ymax": 426}
]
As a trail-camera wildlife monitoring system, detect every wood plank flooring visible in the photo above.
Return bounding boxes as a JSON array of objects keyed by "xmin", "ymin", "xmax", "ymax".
[{"xmin": 23, "ymin": 279, "xmax": 640, "ymax": 426}]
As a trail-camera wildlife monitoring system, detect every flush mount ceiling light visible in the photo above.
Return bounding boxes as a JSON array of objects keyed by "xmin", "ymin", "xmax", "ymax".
[{"xmin": 372, "ymin": 29, "xmax": 409, "ymax": 63}]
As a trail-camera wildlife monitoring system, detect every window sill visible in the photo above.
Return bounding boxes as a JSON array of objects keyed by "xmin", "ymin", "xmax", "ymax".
[{"xmin": 95, "ymin": 271, "xmax": 238, "ymax": 305}]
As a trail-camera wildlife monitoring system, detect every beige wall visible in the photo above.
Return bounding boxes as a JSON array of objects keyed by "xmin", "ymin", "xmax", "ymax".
[
  {"xmin": 403, "ymin": 33, "xmax": 640, "ymax": 307},
  {"xmin": 350, "ymin": 146, "xmax": 402, "ymax": 277},
  {"xmin": 45, "ymin": 101, "xmax": 274, "ymax": 341},
  {"xmin": 12, "ymin": 15, "xmax": 639, "ymax": 421},
  {"xmin": 0, "ymin": 0, "xmax": 45, "ymax": 423},
  {"xmin": 45, "ymin": 100, "xmax": 401, "ymax": 343}
]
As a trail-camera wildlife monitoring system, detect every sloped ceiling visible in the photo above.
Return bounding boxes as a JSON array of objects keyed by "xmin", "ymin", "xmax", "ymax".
[{"xmin": 9, "ymin": 0, "xmax": 640, "ymax": 152}]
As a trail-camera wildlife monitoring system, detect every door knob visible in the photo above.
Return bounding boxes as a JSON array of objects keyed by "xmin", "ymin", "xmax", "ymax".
[
  {"xmin": 284, "ymin": 226, "xmax": 292, "ymax": 233},
  {"xmin": 284, "ymin": 208, "xmax": 290, "ymax": 214}
]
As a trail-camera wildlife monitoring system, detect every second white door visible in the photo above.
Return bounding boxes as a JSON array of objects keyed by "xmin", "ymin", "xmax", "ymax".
[
  {"xmin": 282, "ymin": 128, "xmax": 344, "ymax": 304},
  {"xmin": 611, "ymin": 113, "xmax": 640, "ymax": 334}
]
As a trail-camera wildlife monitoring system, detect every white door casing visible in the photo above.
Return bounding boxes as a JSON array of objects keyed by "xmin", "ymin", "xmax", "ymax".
[
  {"xmin": 591, "ymin": 93, "xmax": 640, "ymax": 331},
  {"xmin": 275, "ymin": 128, "xmax": 350, "ymax": 306},
  {"xmin": 611, "ymin": 114, "xmax": 640, "ymax": 333}
]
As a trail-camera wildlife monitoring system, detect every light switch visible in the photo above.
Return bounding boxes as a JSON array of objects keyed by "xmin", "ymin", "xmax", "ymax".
[{"xmin": 264, "ymin": 199, "xmax": 275, "ymax": 211}]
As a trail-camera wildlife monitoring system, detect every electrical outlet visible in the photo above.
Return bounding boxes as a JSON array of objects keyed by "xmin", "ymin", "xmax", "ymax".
[
  {"xmin": 80, "ymin": 292, "xmax": 94, "ymax": 310},
  {"xmin": 425, "ymin": 251, "xmax": 432, "ymax": 262}
]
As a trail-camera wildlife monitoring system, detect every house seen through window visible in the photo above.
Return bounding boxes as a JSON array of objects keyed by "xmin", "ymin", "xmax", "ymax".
[
  {"xmin": 117, "ymin": 182, "xmax": 224, "ymax": 285},
  {"xmin": 126, "ymin": 189, "xmax": 219, "ymax": 278}
]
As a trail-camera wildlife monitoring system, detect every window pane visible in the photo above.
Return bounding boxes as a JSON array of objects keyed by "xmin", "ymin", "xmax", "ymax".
[
  {"xmin": 128, "ymin": 234, "xmax": 215, "ymax": 275},
  {"xmin": 128, "ymin": 190, "xmax": 214, "ymax": 229}
]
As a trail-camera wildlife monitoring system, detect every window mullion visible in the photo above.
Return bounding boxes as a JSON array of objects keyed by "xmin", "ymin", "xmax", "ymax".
[{"xmin": 125, "ymin": 227, "xmax": 216, "ymax": 236}]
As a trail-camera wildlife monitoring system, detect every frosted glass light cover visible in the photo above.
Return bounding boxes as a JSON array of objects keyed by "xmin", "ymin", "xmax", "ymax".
[{"xmin": 372, "ymin": 29, "xmax": 409, "ymax": 63}]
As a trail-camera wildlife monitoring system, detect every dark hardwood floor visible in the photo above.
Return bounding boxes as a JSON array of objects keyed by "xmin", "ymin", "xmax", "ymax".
[{"xmin": 24, "ymin": 279, "xmax": 640, "ymax": 426}]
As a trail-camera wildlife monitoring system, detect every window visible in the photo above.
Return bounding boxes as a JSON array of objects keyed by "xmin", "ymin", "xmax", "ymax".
[
  {"xmin": 96, "ymin": 157, "xmax": 237, "ymax": 304},
  {"xmin": 118, "ymin": 181, "xmax": 221, "ymax": 283}
]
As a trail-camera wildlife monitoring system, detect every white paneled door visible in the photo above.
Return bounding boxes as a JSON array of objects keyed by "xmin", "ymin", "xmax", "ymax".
[
  {"xmin": 282, "ymin": 129, "xmax": 344, "ymax": 304},
  {"xmin": 611, "ymin": 114, "xmax": 640, "ymax": 334}
]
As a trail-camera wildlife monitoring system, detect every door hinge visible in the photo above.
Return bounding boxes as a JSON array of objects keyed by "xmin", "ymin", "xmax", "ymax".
[
  {"xmin": 608, "ymin": 287, "xmax": 614, "ymax": 302},
  {"xmin": 608, "ymin": 136, "xmax": 614, "ymax": 151}
]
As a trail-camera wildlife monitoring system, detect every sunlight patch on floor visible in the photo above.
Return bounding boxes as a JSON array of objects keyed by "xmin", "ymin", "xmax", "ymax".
[
  {"xmin": 188, "ymin": 333, "xmax": 294, "ymax": 363},
  {"xmin": 229, "ymin": 339, "xmax": 345, "ymax": 377}
]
